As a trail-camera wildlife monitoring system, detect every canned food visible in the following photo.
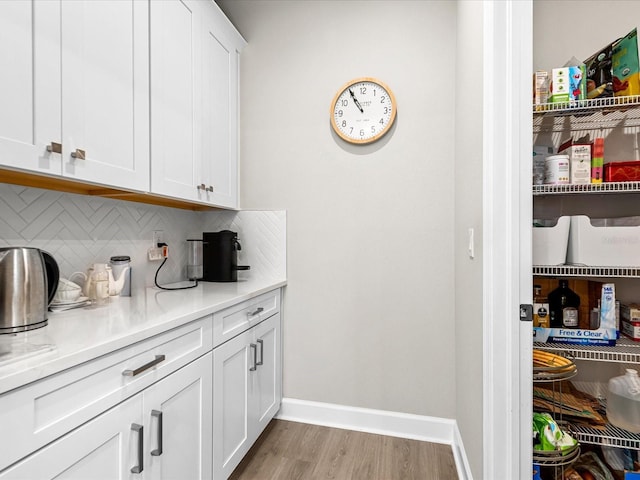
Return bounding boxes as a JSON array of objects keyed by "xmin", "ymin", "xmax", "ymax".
[{"xmin": 544, "ymin": 154, "xmax": 570, "ymax": 184}]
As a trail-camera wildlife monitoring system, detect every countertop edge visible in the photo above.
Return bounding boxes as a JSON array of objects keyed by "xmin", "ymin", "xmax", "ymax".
[{"xmin": 0, "ymin": 278, "xmax": 287, "ymax": 395}]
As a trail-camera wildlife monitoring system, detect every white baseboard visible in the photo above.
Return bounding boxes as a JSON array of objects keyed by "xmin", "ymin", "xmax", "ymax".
[{"xmin": 275, "ymin": 398, "xmax": 472, "ymax": 479}]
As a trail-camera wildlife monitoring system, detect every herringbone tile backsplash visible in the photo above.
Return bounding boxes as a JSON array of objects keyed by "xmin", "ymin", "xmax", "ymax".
[{"xmin": 0, "ymin": 183, "xmax": 286, "ymax": 291}]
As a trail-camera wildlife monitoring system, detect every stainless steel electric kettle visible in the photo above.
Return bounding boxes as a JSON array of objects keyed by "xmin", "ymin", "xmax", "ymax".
[{"xmin": 0, "ymin": 247, "xmax": 60, "ymax": 334}]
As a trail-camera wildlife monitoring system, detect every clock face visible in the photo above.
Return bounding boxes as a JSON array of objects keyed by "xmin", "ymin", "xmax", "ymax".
[{"xmin": 330, "ymin": 77, "xmax": 397, "ymax": 144}]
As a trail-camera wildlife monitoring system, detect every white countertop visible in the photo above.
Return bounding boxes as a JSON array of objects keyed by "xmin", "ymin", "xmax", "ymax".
[{"xmin": 0, "ymin": 277, "xmax": 286, "ymax": 395}]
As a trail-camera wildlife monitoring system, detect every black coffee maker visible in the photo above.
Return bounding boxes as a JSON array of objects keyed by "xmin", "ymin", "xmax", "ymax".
[{"xmin": 202, "ymin": 230, "xmax": 250, "ymax": 282}]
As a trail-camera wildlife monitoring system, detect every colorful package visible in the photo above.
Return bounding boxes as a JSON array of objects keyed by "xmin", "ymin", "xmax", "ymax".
[
  {"xmin": 612, "ymin": 28, "xmax": 640, "ymax": 97},
  {"xmin": 585, "ymin": 43, "xmax": 614, "ymax": 99},
  {"xmin": 550, "ymin": 66, "xmax": 586, "ymax": 103}
]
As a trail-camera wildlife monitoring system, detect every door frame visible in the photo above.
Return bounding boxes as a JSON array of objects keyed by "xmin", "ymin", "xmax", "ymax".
[{"xmin": 482, "ymin": 1, "xmax": 533, "ymax": 478}]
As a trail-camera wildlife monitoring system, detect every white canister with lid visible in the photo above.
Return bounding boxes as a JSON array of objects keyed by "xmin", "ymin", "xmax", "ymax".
[
  {"xmin": 544, "ymin": 154, "xmax": 570, "ymax": 185},
  {"xmin": 109, "ymin": 256, "xmax": 131, "ymax": 296},
  {"xmin": 607, "ymin": 369, "xmax": 640, "ymax": 433}
]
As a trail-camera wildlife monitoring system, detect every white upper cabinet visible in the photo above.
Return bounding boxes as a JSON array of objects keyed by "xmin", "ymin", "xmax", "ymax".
[
  {"xmin": 0, "ymin": 0, "xmax": 150, "ymax": 192},
  {"xmin": 60, "ymin": 0, "xmax": 150, "ymax": 191},
  {"xmin": 0, "ymin": 1, "xmax": 61, "ymax": 176},
  {"xmin": 150, "ymin": 0, "xmax": 245, "ymax": 209}
]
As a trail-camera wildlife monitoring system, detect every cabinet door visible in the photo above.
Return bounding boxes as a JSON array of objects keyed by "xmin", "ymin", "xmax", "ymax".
[
  {"xmin": 0, "ymin": 395, "xmax": 143, "ymax": 480},
  {"xmin": 61, "ymin": 0, "xmax": 149, "ymax": 191},
  {"xmin": 149, "ymin": 0, "xmax": 203, "ymax": 203},
  {"xmin": 0, "ymin": 0, "xmax": 61, "ymax": 176},
  {"xmin": 145, "ymin": 353, "xmax": 213, "ymax": 480},
  {"xmin": 251, "ymin": 314, "xmax": 282, "ymax": 438},
  {"xmin": 213, "ymin": 329, "xmax": 252, "ymax": 480},
  {"xmin": 200, "ymin": 5, "xmax": 243, "ymax": 208}
]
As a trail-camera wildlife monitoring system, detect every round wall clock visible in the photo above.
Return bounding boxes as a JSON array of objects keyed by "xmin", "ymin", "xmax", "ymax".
[{"xmin": 330, "ymin": 77, "xmax": 397, "ymax": 144}]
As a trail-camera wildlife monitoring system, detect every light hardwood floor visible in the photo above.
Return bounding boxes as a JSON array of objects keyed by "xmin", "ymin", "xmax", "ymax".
[{"xmin": 229, "ymin": 419, "xmax": 459, "ymax": 480}]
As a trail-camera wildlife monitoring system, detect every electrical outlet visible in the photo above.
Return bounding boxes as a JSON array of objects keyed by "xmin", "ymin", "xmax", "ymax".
[
  {"xmin": 152, "ymin": 230, "xmax": 164, "ymax": 247},
  {"xmin": 148, "ymin": 247, "xmax": 163, "ymax": 261}
]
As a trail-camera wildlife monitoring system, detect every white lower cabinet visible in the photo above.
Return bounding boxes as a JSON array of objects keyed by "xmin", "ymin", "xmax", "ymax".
[
  {"xmin": 0, "ymin": 353, "xmax": 212, "ymax": 480},
  {"xmin": 213, "ymin": 313, "xmax": 281, "ymax": 480},
  {"xmin": 0, "ymin": 288, "xmax": 283, "ymax": 480}
]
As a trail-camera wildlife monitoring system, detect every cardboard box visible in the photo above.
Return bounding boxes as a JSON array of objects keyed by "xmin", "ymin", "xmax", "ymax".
[
  {"xmin": 550, "ymin": 66, "xmax": 586, "ymax": 104},
  {"xmin": 622, "ymin": 303, "xmax": 640, "ymax": 322},
  {"xmin": 533, "ymin": 281, "xmax": 616, "ymax": 346},
  {"xmin": 591, "ymin": 138, "xmax": 604, "ymax": 184},
  {"xmin": 559, "ymin": 139, "xmax": 591, "ymax": 184},
  {"xmin": 533, "ymin": 71, "xmax": 549, "ymax": 108},
  {"xmin": 622, "ymin": 317, "xmax": 640, "ymax": 341}
]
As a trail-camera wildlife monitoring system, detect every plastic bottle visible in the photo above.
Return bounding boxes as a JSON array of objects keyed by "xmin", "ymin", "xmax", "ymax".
[
  {"xmin": 548, "ymin": 279, "xmax": 580, "ymax": 328},
  {"xmin": 533, "ymin": 285, "xmax": 549, "ymax": 328},
  {"xmin": 607, "ymin": 369, "xmax": 640, "ymax": 433},
  {"xmin": 89, "ymin": 263, "xmax": 109, "ymax": 306}
]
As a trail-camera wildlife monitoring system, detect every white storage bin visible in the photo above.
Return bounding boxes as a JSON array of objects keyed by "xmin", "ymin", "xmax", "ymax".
[
  {"xmin": 532, "ymin": 216, "xmax": 570, "ymax": 265},
  {"xmin": 567, "ymin": 215, "xmax": 640, "ymax": 266}
]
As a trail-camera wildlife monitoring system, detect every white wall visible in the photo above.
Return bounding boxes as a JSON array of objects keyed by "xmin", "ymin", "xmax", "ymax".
[
  {"xmin": 218, "ymin": 0, "xmax": 458, "ymax": 418},
  {"xmin": 533, "ymin": 0, "xmax": 639, "ymax": 74},
  {"xmin": 455, "ymin": 2, "xmax": 484, "ymax": 477}
]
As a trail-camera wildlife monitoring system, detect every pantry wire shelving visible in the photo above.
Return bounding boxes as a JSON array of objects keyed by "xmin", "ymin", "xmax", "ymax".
[
  {"xmin": 533, "ymin": 95, "xmax": 640, "ymax": 133},
  {"xmin": 534, "ymin": 339, "xmax": 640, "ymax": 364},
  {"xmin": 534, "ymin": 182, "xmax": 640, "ymax": 195},
  {"xmin": 572, "ymin": 423, "xmax": 640, "ymax": 450},
  {"xmin": 535, "ymin": 341, "xmax": 640, "ymax": 449},
  {"xmin": 533, "ymin": 265, "xmax": 640, "ymax": 278}
]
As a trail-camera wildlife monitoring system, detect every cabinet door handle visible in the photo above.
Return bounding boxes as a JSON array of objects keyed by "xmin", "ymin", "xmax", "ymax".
[
  {"xmin": 256, "ymin": 339, "xmax": 264, "ymax": 366},
  {"xmin": 249, "ymin": 343, "xmax": 257, "ymax": 371},
  {"xmin": 248, "ymin": 307, "xmax": 264, "ymax": 317},
  {"xmin": 206, "ymin": 185, "xmax": 214, "ymax": 192},
  {"xmin": 131, "ymin": 423, "xmax": 144, "ymax": 474},
  {"xmin": 122, "ymin": 355, "xmax": 166, "ymax": 377},
  {"xmin": 46, "ymin": 142, "xmax": 62, "ymax": 154},
  {"xmin": 150, "ymin": 410, "xmax": 163, "ymax": 456},
  {"xmin": 70, "ymin": 148, "xmax": 85, "ymax": 160},
  {"xmin": 197, "ymin": 183, "xmax": 206, "ymax": 190}
]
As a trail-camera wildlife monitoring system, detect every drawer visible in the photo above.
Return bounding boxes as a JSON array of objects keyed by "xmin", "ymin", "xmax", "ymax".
[
  {"xmin": 0, "ymin": 315, "xmax": 213, "ymax": 471},
  {"xmin": 213, "ymin": 289, "xmax": 280, "ymax": 348}
]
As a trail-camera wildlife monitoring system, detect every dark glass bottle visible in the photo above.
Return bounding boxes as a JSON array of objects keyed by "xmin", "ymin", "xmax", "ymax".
[{"xmin": 548, "ymin": 279, "xmax": 580, "ymax": 328}]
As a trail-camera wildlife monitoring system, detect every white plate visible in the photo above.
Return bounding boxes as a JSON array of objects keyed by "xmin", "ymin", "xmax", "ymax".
[{"xmin": 50, "ymin": 296, "xmax": 89, "ymax": 307}]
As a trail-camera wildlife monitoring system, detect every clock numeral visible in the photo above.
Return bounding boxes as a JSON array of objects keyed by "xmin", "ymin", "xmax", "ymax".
[
  {"xmin": 341, "ymin": 99, "xmax": 348, "ymax": 107},
  {"xmin": 349, "ymin": 127, "xmax": 354, "ymax": 134},
  {"xmin": 379, "ymin": 118, "xmax": 384, "ymax": 125},
  {"xmin": 337, "ymin": 110, "xmax": 344, "ymax": 117},
  {"xmin": 380, "ymin": 96, "xmax": 386, "ymax": 103},
  {"xmin": 359, "ymin": 129, "xmax": 365, "ymax": 137},
  {"xmin": 359, "ymin": 86, "xmax": 367, "ymax": 95},
  {"xmin": 371, "ymin": 126, "xmax": 375, "ymax": 133},
  {"xmin": 342, "ymin": 120, "xmax": 347, "ymax": 128},
  {"xmin": 383, "ymin": 107, "xmax": 388, "ymax": 114}
]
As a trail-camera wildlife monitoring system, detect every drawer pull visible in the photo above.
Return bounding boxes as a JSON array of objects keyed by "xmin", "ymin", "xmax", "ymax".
[
  {"xmin": 131, "ymin": 423, "xmax": 144, "ymax": 474},
  {"xmin": 46, "ymin": 142, "xmax": 62, "ymax": 154},
  {"xmin": 206, "ymin": 185, "xmax": 214, "ymax": 192},
  {"xmin": 122, "ymin": 355, "xmax": 166, "ymax": 377},
  {"xmin": 197, "ymin": 183, "xmax": 206, "ymax": 191},
  {"xmin": 151, "ymin": 410, "xmax": 163, "ymax": 456},
  {"xmin": 248, "ymin": 307, "xmax": 264, "ymax": 317},
  {"xmin": 70, "ymin": 148, "xmax": 85, "ymax": 160},
  {"xmin": 249, "ymin": 343, "xmax": 257, "ymax": 371},
  {"xmin": 256, "ymin": 339, "xmax": 264, "ymax": 366}
]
